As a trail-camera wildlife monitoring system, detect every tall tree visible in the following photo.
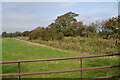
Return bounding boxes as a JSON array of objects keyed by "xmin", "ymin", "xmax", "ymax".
[
  {"xmin": 101, "ymin": 16, "xmax": 120, "ymax": 39},
  {"xmin": 55, "ymin": 12, "xmax": 79, "ymax": 30},
  {"xmin": 102, "ymin": 17, "xmax": 118, "ymax": 32},
  {"xmin": 67, "ymin": 22, "xmax": 85, "ymax": 36}
]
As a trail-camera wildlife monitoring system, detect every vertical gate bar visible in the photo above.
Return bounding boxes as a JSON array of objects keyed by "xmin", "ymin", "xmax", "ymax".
[
  {"xmin": 80, "ymin": 58, "xmax": 83, "ymax": 79},
  {"xmin": 18, "ymin": 62, "xmax": 21, "ymax": 80}
]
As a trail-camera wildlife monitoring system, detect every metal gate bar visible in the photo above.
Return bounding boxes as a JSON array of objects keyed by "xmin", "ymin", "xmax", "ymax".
[{"xmin": 0, "ymin": 53, "xmax": 119, "ymax": 79}]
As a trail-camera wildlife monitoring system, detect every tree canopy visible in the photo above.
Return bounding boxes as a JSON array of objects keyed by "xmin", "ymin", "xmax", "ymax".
[{"xmin": 2, "ymin": 12, "xmax": 120, "ymax": 40}]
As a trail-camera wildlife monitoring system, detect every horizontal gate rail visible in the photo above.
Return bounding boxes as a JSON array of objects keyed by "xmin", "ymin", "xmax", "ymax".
[
  {"xmin": 91, "ymin": 75, "xmax": 120, "ymax": 80},
  {"xmin": 0, "ymin": 65, "xmax": 120, "ymax": 77},
  {"xmin": 0, "ymin": 53, "xmax": 120, "ymax": 79},
  {"xmin": 0, "ymin": 53, "xmax": 119, "ymax": 64}
]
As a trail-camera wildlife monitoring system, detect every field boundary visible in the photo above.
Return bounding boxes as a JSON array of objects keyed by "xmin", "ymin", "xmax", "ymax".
[
  {"xmin": 0, "ymin": 53, "xmax": 120, "ymax": 79},
  {"xmin": 15, "ymin": 38, "xmax": 77, "ymax": 54}
]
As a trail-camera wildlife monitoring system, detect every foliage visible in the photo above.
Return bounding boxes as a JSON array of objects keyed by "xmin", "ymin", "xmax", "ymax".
[
  {"xmin": 2, "ymin": 31, "xmax": 22, "ymax": 38},
  {"xmin": 13, "ymin": 31, "xmax": 22, "ymax": 37},
  {"xmin": 2, "ymin": 31, "xmax": 7, "ymax": 38},
  {"xmin": 55, "ymin": 12, "xmax": 79, "ymax": 30},
  {"xmin": 22, "ymin": 31, "xmax": 30, "ymax": 37},
  {"xmin": 29, "ymin": 27, "xmax": 64, "ymax": 41},
  {"xmin": 2, "ymin": 12, "xmax": 120, "ymax": 41},
  {"xmin": 100, "ymin": 16, "xmax": 120, "ymax": 39},
  {"xmin": 66, "ymin": 22, "xmax": 85, "ymax": 36},
  {"xmin": 29, "ymin": 27, "xmax": 45, "ymax": 40}
]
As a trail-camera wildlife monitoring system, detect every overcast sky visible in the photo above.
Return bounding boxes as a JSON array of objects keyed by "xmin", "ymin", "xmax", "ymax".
[{"xmin": 1, "ymin": 2, "xmax": 118, "ymax": 33}]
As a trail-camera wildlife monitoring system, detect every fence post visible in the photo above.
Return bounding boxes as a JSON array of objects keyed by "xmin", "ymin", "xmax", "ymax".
[
  {"xmin": 80, "ymin": 58, "xmax": 83, "ymax": 79},
  {"xmin": 18, "ymin": 62, "xmax": 21, "ymax": 80}
]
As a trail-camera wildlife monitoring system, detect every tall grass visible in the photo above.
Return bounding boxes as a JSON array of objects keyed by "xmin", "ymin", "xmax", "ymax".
[{"xmin": 17, "ymin": 37, "xmax": 119, "ymax": 55}]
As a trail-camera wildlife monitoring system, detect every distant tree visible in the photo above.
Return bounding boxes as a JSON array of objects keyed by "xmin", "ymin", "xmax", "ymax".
[
  {"xmin": 101, "ymin": 16, "xmax": 120, "ymax": 39},
  {"xmin": 7, "ymin": 33, "xmax": 13, "ymax": 38},
  {"xmin": 55, "ymin": 32, "xmax": 64, "ymax": 40},
  {"xmin": 27, "ymin": 12, "xmax": 120, "ymax": 41},
  {"xmin": 29, "ymin": 26, "xmax": 64, "ymax": 41},
  {"xmin": 2, "ymin": 31, "xmax": 7, "ymax": 38},
  {"xmin": 48, "ymin": 23, "xmax": 61, "ymax": 33},
  {"xmin": 62, "ymin": 28, "xmax": 74, "ymax": 37},
  {"xmin": 40, "ymin": 27, "xmax": 64, "ymax": 41},
  {"xmin": 55, "ymin": 12, "xmax": 79, "ymax": 31},
  {"xmin": 13, "ymin": 31, "xmax": 21, "ymax": 37},
  {"xmin": 66, "ymin": 22, "xmax": 85, "ymax": 36},
  {"xmin": 22, "ymin": 31, "xmax": 30, "ymax": 37},
  {"xmin": 42, "ymin": 27, "xmax": 56, "ymax": 41},
  {"xmin": 86, "ymin": 23, "xmax": 97, "ymax": 33},
  {"xmin": 117, "ymin": 15, "xmax": 120, "ymax": 39},
  {"xmin": 29, "ymin": 27, "xmax": 45, "ymax": 40},
  {"xmin": 102, "ymin": 17, "xmax": 117, "ymax": 32},
  {"xmin": 46, "ymin": 12, "xmax": 80, "ymax": 37}
]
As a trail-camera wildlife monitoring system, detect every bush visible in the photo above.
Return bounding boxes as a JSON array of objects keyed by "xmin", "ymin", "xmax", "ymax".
[
  {"xmin": 29, "ymin": 27, "xmax": 64, "ymax": 41},
  {"xmin": 29, "ymin": 27, "xmax": 45, "ymax": 40}
]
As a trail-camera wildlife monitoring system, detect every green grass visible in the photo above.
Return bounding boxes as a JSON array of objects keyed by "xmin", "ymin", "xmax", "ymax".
[{"xmin": 2, "ymin": 38, "xmax": 120, "ymax": 79}]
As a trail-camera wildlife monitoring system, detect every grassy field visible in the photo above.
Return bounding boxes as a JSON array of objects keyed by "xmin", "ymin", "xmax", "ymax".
[{"xmin": 2, "ymin": 38, "xmax": 120, "ymax": 79}]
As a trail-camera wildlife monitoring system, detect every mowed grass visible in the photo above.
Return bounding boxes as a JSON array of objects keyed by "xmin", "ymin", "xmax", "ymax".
[{"xmin": 2, "ymin": 38, "xmax": 120, "ymax": 79}]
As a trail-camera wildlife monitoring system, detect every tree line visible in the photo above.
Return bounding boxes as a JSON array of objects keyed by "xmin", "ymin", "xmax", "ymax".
[{"xmin": 2, "ymin": 12, "xmax": 120, "ymax": 40}]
